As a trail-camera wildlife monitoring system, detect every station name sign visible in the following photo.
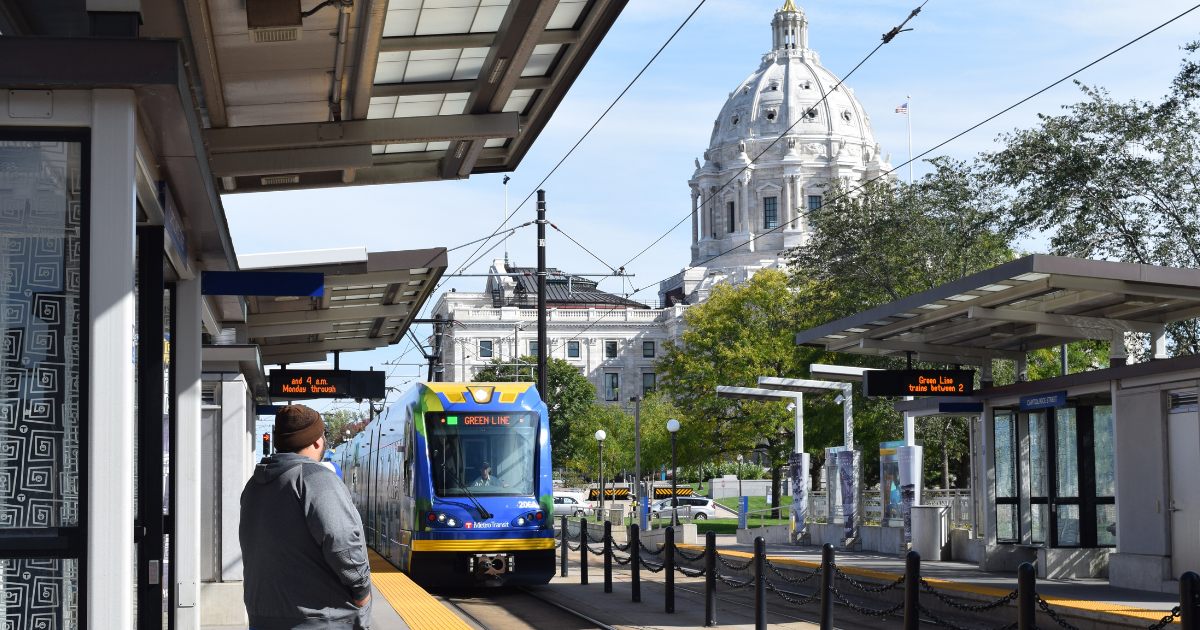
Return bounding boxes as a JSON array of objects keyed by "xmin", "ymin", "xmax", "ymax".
[
  {"xmin": 863, "ymin": 370, "xmax": 975, "ymax": 397},
  {"xmin": 268, "ymin": 370, "xmax": 386, "ymax": 400}
]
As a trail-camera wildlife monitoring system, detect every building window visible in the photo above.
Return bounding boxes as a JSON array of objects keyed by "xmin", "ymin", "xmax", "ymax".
[
  {"xmin": 605, "ymin": 341, "xmax": 618, "ymax": 358},
  {"xmin": 642, "ymin": 373, "xmax": 656, "ymax": 396},
  {"xmin": 807, "ymin": 195, "xmax": 822, "ymax": 211},
  {"xmin": 727, "ymin": 202, "xmax": 735, "ymax": 233},
  {"xmin": 479, "ymin": 340, "xmax": 493, "ymax": 358},
  {"xmin": 643, "ymin": 341, "xmax": 655, "ymax": 358},
  {"xmin": 604, "ymin": 374, "xmax": 620, "ymax": 401},
  {"xmin": 568, "ymin": 340, "xmax": 580, "ymax": 358},
  {"xmin": 529, "ymin": 340, "xmax": 538, "ymax": 356},
  {"xmin": 763, "ymin": 196, "xmax": 778, "ymax": 229}
]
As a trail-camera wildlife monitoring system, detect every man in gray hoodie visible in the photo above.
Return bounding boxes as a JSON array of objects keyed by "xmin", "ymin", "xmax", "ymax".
[{"xmin": 241, "ymin": 405, "xmax": 372, "ymax": 630}]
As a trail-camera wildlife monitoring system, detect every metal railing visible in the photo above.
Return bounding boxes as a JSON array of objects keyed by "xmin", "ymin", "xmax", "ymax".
[{"xmin": 809, "ymin": 488, "xmax": 972, "ymax": 528}]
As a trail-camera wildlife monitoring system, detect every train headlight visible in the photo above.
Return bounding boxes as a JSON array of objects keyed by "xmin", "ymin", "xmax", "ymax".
[
  {"xmin": 437, "ymin": 513, "xmax": 446, "ymax": 523},
  {"xmin": 447, "ymin": 518, "xmax": 458, "ymax": 527},
  {"xmin": 517, "ymin": 517, "xmax": 526, "ymax": 526}
]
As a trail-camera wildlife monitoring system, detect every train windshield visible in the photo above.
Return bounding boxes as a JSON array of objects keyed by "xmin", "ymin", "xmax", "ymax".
[{"xmin": 427, "ymin": 412, "xmax": 538, "ymax": 497}]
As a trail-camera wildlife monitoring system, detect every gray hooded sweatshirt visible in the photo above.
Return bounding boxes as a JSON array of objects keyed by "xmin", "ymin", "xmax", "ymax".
[{"xmin": 241, "ymin": 452, "xmax": 372, "ymax": 630}]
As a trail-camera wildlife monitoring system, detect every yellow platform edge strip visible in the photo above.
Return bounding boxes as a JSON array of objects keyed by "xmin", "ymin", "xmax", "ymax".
[
  {"xmin": 368, "ymin": 549, "xmax": 473, "ymax": 630},
  {"xmin": 676, "ymin": 544, "xmax": 1178, "ymax": 624},
  {"xmin": 412, "ymin": 538, "xmax": 555, "ymax": 552}
]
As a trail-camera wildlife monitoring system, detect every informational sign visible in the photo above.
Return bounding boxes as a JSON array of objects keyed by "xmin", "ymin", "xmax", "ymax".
[
  {"xmin": 268, "ymin": 369, "xmax": 386, "ymax": 400},
  {"xmin": 738, "ymin": 496, "xmax": 748, "ymax": 529},
  {"xmin": 879, "ymin": 441, "xmax": 904, "ymax": 523},
  {"xmin": 863, "ymin": 370, "xmax": 976, "ymax": 397},
  {"xmin": 1020, "ymin": 391, "xmax": 1067, "ymax": 411},
  {"xmin": 789, "ymin": 451, "xmax": 809, "ymax": 539},
  {"xmin": 837, "ymin": 449, "xmax": 861, "ymax": 540}
]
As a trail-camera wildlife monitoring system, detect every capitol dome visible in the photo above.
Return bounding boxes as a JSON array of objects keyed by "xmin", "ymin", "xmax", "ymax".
[{"xmin": 680, "ymin": 1, "xmax": 892, "ymax": 275}]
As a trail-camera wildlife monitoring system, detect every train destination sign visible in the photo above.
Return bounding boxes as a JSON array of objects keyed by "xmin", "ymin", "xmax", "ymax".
[
  {"xmin": 268, "ymin": 370, "xmax": 386, "ymax": 400},
  {"xmin": 862, "ymin": 370, "xmax": 976, "ymax": 397}
]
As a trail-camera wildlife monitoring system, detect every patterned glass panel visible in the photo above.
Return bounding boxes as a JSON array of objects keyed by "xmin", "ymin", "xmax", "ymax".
[
  {"xmin": 1, "ymin": 558, "xmax": 80, "ymax": 629},
  {"xmin": 0, "ymin": 141, "xmax": 83, "ymax": 528}
]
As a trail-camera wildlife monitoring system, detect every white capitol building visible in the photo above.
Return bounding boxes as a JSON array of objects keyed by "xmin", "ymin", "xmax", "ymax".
[{"xmin": 432, "ymin": 1, "xmax": 892, "ymax": 401}]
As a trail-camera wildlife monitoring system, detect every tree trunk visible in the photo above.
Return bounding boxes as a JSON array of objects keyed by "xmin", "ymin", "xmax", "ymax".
[
  {"xmin": 941, "ymin": 419, "xmax": 951, "ymax": 490},
  {"xmin": 771, "ymin": 464, "xmax": 783, "ymax": 520}
]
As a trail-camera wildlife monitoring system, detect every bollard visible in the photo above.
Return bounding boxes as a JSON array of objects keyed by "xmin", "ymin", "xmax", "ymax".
[
  {"xmin": 631, "ymin": 523, "xmax": 641, "ymax": 603},
  {"xmin": 580, "ymin": 519, "xmax": 589, "ymax": 585},
  {"xmin": 819, "ymin": 543, "xmax": 834, "ymax": 630},
  {"xmin": 705, "ymin": 530, "xmax": 716, "ymax": 627},
  {"xmin": 904, "ymin": 550, "xmax": 921, "ymax": 630},
  {"xmin": 560, "ymin": 515, "xmax": 568, "ymax": 577},
  {"xmin": 665, "ymin": 526, "xmax": 675, "ymax": 613},
  {"xmin": 604, "ymin": 520, "xmax": 613, "ymax": 593},
  {"xmin": 1017, "ymin": 562, "xmax": 1035, "ymax": 630},
  {"xmin": 1181, "ymin": 571, "xmax": 1199, "ymax": 630},
  {"xmin": 754, "ymin": 536, "xmax": 767, "ymax": 630}
]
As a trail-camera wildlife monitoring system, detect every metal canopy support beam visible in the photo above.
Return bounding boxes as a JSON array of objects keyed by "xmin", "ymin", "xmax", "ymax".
[
  {"xmin": 371, "ymin": 76, "xmax": 550, "ymax": 98},
  {"xmin": 967, "ymin": 306, "xmax": 1166, "ymax": 335},
  {"xmin": 259, "ymin": 337, "xmax": 391, "ymax": 357},
  {"xmin": 756, "ymin": 376, "xmax": 851, "ymax": 394},
  {"xmin": 247, "ymin": 303, "xmax": 409, "ymax": 327},
  {"xmin": 807, "ymin": 364, "xmax": 880, "ymax": 382},
  {"xmin": 1048, "ymin": 275, "xmax": 1200, "ymax": 303},
  {"xmin": 209, "ymin": 145, "xmax": 373, "ymax": 177},
  {"xmin": 379, "ymin": 29, "xmax": 580, "ymax": 52},
  {"xmin": 855, "ymin": 338, "xmax": 1027, "ymax": 361},
  {"xmin": 204, "ymin": 112, "xmax": 521, "ymax": 153},
  {"xmin": 247, "ymin": 320, "xmax": 368, "ymax": 339}
]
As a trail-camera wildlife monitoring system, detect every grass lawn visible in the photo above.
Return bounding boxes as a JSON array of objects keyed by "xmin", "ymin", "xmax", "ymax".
[{"xmin": 715, "ymin": 496, "xmax": 793, "ymax": 512}]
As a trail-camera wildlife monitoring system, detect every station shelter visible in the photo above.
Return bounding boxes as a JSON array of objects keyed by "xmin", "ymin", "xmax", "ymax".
[
  {"xmin": 796, "ymin": 255, "xmax": 1200, "ymax": 593},
  {"xmin": 0, "ymin": 0, "xmax": 628, "ymax": 627}
]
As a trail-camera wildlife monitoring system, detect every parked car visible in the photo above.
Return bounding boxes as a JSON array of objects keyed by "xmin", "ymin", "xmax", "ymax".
[
  {"xmin": 649, "ymin": 496, "xmax": 718, "ymax": 520},
  {"xmin": 552, "ymin": 492, "xmax": 594, "ymax": 517}
]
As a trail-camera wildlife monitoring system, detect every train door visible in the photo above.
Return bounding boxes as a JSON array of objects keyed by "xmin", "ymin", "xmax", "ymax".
[{"xmin": 1168, "ymin": 406, "xmax": 1200, "ymax": 573}]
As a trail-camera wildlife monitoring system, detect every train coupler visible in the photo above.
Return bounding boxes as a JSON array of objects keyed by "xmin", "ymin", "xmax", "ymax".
[{"xmin": 468, "ymin": 553, "xmax": 515, "ymax": 579}]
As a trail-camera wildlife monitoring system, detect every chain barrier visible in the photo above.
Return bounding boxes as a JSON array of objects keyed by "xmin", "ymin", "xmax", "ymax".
[
  {"xmin": 677, "ymin": 564, "xmax": 706, "ymax": 578},
  {"xmin": 919, "ymin": 603, "xmax": 1018, "ymax": 630},
  {"xmin": 611, "ymin": 551, "xmax": 632, "ymax": 566},
  {"xmin": 717, "ymin": 553, "xmax": 753, "ymax": 571},
  {"xmin": 565, "ymin": 541, "xmax": 582, "ymax": 552},
  {"xmin": 763, "ymin": 557, "xmax": 821, "ymax": 584},
  {"xmin": 920, "ymin": 579, "xmax": 1016, "ymax": 612},
  {"xmin": 613, "ymin": 540, "xmax": 631, "ymax": 552},
  {"xmin": 764, "ymin": 577, "xmax": 821, "ymax": 606},
  {"xmin": 675, "ymin": 547, "xmax": 706, "ymax": 562},
  {"xmin": 714, "ymin": 570, "xmax": 756, "ymax": 589},
  {"xmin": 828, "ymin": 584, "xmax": 904, "ymax": 618},
  {"xmin": 639, "ymin": 540, "xmax": 666, "ymax": 555},
  {"xmin": 639, "ymin": 557, "xmax": 666, "ymax": 573},
  {"xmin": 833, "ymin": 564, "xmax": 905, "ymax": 593},
  {"xmin": 585, "ymin": 542, "xmax": 606, "ymax": 557},
  {"xmin": 1035, "ymin": 594, "xmax": 1081, "ymax": 630},
  {"xmin": 1145, "ymin": 607, "xmax": 1181, "ymax": 630}
]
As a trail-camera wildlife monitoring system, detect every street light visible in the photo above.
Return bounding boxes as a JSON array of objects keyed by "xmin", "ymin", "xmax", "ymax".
[
  {"xmin": 596, "ymin": 429, "xmax": 607, "ymax": 519},
  {"xmin": 736, "ymin": 453, "xmax": 743, "ymax": 498},
  {"xmin": 666, "ymin": 418, "xmax": 680, "ymax": 526}
]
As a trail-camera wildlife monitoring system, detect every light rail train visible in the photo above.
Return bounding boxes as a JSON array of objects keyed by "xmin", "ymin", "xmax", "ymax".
[{"xmin": 339, "ymin": 382, "xmax": 555, "ymax": 587}]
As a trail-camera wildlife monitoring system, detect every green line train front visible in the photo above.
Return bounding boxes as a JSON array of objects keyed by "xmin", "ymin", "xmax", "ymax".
[{"xmin": 339, "ymin": 382, "xmax": 554, "ymax": 587}]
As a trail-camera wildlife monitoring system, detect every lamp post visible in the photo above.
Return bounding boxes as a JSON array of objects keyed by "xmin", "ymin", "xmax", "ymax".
[
  {"xmin": 736, "ymin": 453, "xmax": 743, "ymax": 498},
  {"xmin": 666, "ymin": 419, "xmax": 680, "ymax": 526},
  {"xmin": 596, "ymin": 429, "xmax": 607, "ymax": 518}
]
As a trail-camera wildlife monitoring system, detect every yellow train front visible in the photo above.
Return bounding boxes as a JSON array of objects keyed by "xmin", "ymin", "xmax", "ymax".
[{"xmin": 340, "ymin": 382, "xmax": 555, "ymax": 587}]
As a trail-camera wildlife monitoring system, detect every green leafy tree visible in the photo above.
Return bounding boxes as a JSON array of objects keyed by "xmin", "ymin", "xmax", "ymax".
[
  {"xmin": 323, "ymin": 409, "xmax": 369, "ymax": 449},
  {"xmin": 473, "ymin": 355, "xmax": 595, "ymax": 467}
]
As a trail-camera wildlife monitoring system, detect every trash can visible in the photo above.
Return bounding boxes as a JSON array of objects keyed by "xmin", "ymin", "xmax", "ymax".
[{"xmin": 911, "ymin": 505, "xmax": 949, "ymax": 561}]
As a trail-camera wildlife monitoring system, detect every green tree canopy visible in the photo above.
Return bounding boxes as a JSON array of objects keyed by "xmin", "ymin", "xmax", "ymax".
[
  {"xmin": 472, "ymin": 355, "xmax": 595, "ymax": 467},
  {"xmin": 323, "ymin": 409, "xmax": 369, "ymax": 449}
]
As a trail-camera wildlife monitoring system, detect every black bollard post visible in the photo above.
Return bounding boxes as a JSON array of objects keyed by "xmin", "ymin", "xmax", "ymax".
[
  {"xmin": 819, "ymin": 543, "xmax": 834, "ymax": 630},
  {"xmin": 665, "ymin": 526, "xmax": 675, "ymax": 613},
  {"xmin": 904, "ymin": 550, "xmax": 921, "ymax": 630},
  {"xmin": 560, "ymin": 515, "xmax": 568, "ymax": 577},
  {"xmin": 580, "ymin": 519, "xmax": 589, "ymax": 585},
  {"xmin": 604, "ymin": 520, "xmax": 613, "ymax": 593},
  {"xmin": 631, "ymin": 523, "xmax": 641, "ymax": 603},
  {"xmin": 705, "ymin": 530, "xmax": 717, "ymax": 627},
  {"xmin": 1181, "ymin": 571, "xmax": 1199, "ymax": 630},
  {"xmin": 754, "ymin": 536, "xmax": 767, "ymax": 630},
  {"xmin": 1017, "ymin": 562, "xmax": 1035, "ymax": 630}
]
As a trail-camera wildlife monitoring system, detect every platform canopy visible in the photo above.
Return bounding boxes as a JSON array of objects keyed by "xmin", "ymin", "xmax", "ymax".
[
  {"xmin": 239, "ymin": 246, "xmax": 447, "ymax": 365},
  {"xmin": 795, "ymin": 255, "xmax": 1200, "ymax": 365}
]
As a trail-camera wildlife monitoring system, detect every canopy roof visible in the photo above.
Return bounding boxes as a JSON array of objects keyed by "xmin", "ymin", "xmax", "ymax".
[{"xmin": 795, "ymin": 255, "xmax": 1200, "ymax": 365}]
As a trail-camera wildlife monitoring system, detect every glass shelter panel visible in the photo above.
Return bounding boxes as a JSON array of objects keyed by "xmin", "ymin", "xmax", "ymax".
[
  {"xmin": 1029, "ymin": 412, "xmax": 1048, "ymax": 545},
  {"xmin": 994, "ymin": 412, "xmax": 1019, "ymax": 543}
]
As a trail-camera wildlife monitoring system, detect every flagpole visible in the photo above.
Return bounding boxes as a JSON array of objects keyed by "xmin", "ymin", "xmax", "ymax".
[{"xmin": 907, "ymin": 94, "xmax": 913, "ymax": 185}]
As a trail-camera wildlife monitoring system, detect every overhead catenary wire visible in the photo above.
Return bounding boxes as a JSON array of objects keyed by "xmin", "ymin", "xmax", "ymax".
[{"xmin": 558, "ymin": 2, "xmax": 1200, "ymax": 344}]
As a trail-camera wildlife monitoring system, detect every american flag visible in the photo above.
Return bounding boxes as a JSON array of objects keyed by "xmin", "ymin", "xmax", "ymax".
[{"xmin": 895, "ymin": 102, "xmax": 908, "ymax": 114}]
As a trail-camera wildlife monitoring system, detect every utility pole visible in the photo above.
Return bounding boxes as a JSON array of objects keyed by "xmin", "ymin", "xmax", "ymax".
[
  {"xmin": 536, "ymin": 190, "xmax": 548, "ymax": 397},
  {"xmin": 631, "ymin": 395, "xmax": 642, "ymax": 507},
  {"xmin": 433, "ymin": 314, "xmax": 446, "ymax": 382}
]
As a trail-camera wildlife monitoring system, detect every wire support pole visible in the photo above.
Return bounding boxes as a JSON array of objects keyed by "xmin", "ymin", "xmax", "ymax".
[
  {"xmin": 705, "ymin": 530, "xmax": 717, "ymax": 627},
  {"xmin": 904, "ymin": 550, "xmax": 921, "ymax": 630},
  {"xmin": 754, "ymin": 536, "xmax": 767, "ymax": 630},
  {"xmin": 536, "ymin": 189, "xmax": 548, "ymax": 399},
  {"xmin": 819, "ymin": 543, "xmax": 835, "ymax": 630},
  {"xmin": 907, "ymin": 94, "xmax": 913, "ymax": 184}
]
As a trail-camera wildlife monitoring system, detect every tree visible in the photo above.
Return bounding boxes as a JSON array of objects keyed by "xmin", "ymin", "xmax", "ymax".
[
  {"xmin": 983, "ymin": 44, "xmax": 1200, "ymax": 354},
  {"xmin": 323, "ymin": 409, "xmax": 369, "ymax": 449},
  {"xmin": 473, "ymin": 355, "xmax": 596, "ymax": 467}
]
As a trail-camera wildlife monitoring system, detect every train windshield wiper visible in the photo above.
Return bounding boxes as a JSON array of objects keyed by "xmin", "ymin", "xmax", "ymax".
[{"xmin": 443, "ymin": 462, "xmax": 492, "ymax": 520}]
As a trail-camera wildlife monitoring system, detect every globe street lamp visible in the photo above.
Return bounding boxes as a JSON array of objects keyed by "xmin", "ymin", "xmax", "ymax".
[
  {"xmin": 666, "ymin": 419, "xmax": 680, "ymax": 526},
  {"xmin": 736, "ymin": 453, "xmax": 744, "ymax": 499},
  {"xmin": 595, "ymin": 429, "xmax": 607, "ymax": 519}
]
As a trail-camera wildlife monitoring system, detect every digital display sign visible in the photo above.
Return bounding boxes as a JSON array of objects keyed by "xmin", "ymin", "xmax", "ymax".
[
  {"xmin": 268, "ymin": 370, "xmax": 386, "ymax": 400},
  {"xmin": 439, "ymin": 413, "xmax": 529, "ymax": 428},
  {"xmin": 862, "ymin": 370, "xmax": 976, "ymax": 397}
]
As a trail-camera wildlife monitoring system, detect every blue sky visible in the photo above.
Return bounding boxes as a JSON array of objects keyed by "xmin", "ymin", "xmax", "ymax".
[{"xmin": 226, "ymin": 0, "xmax": 1200, "ymax": 411}]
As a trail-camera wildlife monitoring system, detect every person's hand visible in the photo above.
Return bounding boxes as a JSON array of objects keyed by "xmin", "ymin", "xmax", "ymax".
[{"xmin": 354, "ymin": 594, "xmax": 370, "ymax": 607}]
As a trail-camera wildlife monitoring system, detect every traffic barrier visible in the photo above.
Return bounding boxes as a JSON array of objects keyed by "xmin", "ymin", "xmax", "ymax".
[
  {"xmin": 819, "ymin": 543, "xmax": 834, "ymax": 630},
  {"xmin": 1182, "ymin": 571, "xmax": 1198, "ymax": 630},
  {"xmin": 665, "ymin": 526, "xmax": 675, "ymax": 613},
  {"xmin": 630, "ymin": 523, "xmax": 641, "ymax": 603},
  {"xmin": 560, "ymin": 516, "xmax": 568, "ymax": 577},
  {"xmin": 580, "ymin": 523, "xmax": 588, "ymax": 585},
  {"xmin": 904, "ymin": 551, "xmax": 919, "ymax": 630},
  {"xmin": 754, "ymin": 536, "xmax": 766, "ymax": 630},
  {"xmin": 705, "ymin": 530, "xmax": 716, "ymax": 627},
  {"xmin": 604, "ymin": 520, "xmax": 613, "ymax": 593}
]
